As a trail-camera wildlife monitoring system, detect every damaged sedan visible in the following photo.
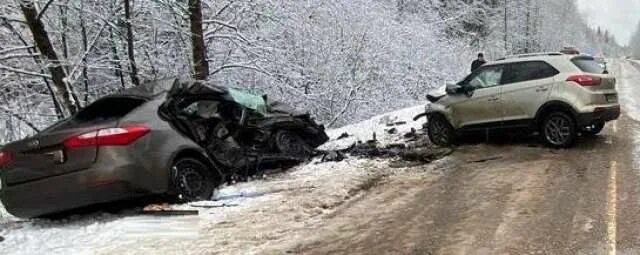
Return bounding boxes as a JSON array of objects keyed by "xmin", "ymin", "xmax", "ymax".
[{"xmin": 0, "ymin": 78, "xmax": 328, "ymax": 218}]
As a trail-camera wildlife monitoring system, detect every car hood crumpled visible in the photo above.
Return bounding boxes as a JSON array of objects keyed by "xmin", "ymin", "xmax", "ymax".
[
  {"xmin": 426, "ymin": 85, "xmax": 447, "ymax": 103},
  {"xmin": 162, "ymin": 79, "xmax": 307, "ymax": 118}
]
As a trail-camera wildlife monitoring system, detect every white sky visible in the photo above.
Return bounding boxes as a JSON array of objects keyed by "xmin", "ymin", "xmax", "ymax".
[{"xmin": 576, "ymin": 0, "xmax": 640, "ymax": 45}]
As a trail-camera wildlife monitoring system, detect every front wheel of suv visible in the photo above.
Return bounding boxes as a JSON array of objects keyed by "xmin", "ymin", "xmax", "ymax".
[
  {"xmin": 540, "ymin": 112, "xmax": 577, "ymax": 148},
  {"xmin": 427, "ymin": 114, "xmax": 454, "ymax": 146}
]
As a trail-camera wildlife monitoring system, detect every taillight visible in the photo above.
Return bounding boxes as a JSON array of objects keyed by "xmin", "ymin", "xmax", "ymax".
[
  {"xmin": 64, "ymin": 125, "xmax": 150, "ymax": 149},
  {"xmin": 0, "ymin": 149, "xmax": 14, "ymax": 168},
  {"xmin": 566, "ymin": 75, "xmax": 602, "ymax": 86}
]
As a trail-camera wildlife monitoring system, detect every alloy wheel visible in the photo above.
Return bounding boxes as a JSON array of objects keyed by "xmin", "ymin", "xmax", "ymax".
[
  {"xmin": 543, "ymin": 113, "xmax": 574, "ymax": 146},
  {"xmin": 428, "ymin": 116, "xmax": 452, "ymax": 146}
]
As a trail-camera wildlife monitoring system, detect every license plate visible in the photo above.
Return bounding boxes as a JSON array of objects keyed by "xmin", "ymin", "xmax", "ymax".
[{"xmin": 606, "ymin": 94, "xmax": 618, "ymax": 103}]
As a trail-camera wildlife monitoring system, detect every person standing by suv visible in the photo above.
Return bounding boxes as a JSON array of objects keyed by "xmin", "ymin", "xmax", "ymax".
[{"xmin": 471, "ymin": 53, "xmax": 486, "ymax": 72}]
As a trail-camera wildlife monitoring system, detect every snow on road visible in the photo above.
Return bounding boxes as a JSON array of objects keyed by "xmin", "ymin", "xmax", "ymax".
[
  {"xmin": 0, "ymin": 103, "xmax": 430, "ymax": 255},
  {"xmin": 616, "ymin": 60, "xmax": 640, "ymax": 121},
  {"xmin": 614, "ymin": 59, "xmax": 640, "ymax": 170}
]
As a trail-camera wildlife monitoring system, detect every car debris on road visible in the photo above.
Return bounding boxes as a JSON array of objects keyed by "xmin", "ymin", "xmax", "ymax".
[{"xmin": 320, "ymin": 126, "xmax": 453, "ymax": 167}]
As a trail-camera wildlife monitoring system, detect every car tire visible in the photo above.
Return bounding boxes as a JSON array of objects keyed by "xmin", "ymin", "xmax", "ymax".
[
  {"xmin": 274, "ymin": 130, "xmax": 313, "ymax": 160},
  {"xmin": 540, "ymin": 112, "xmax": 577, "ymax": 148},
  {"xmin": 427, "ymin": 114, "xmax": 455, "ymax": 146},
  {"xmin": 582, "ymin": 120, "xmax": 605, "ymax": 136},
  {"xmin": 170, "ymin": 158, "xmax": 216, "ymax": 203}
]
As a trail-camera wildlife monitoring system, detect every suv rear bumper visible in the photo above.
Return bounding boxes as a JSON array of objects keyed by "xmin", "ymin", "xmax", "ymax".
[{"xmin": 576, "ymin": 105, "xmax": 620, "ymax": 126}]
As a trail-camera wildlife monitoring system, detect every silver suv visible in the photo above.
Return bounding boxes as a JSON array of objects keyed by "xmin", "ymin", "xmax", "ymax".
[{"xmin": 422, "ymin": 53, "xmax": 620, "ymax": 148}]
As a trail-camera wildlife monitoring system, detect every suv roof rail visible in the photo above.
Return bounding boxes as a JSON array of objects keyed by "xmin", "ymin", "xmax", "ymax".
[{"xmin": 498, "ymin": 52, "xmax": 564, "ymax": 61}]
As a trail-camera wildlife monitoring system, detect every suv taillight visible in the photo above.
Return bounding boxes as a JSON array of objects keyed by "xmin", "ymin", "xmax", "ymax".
[
  {"xmin": 64, "ymin": 125, "xmax": 150, "ymax": 149},
  {"xmin": 566, "ymin": 75, "xmax": 602, "ymax": 86},
  {"xmin": 0, "ymin": 149, "xmax": 14, "ymax": 168}
]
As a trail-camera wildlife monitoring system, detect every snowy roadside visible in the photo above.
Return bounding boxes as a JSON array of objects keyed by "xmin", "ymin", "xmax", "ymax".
[
  {"xmin": 620, "ymin": 60, "xmax": 640, "ymax": 121},
  {"xmin": 618, "ymin": 60, "xmax": 640, "ymax": 171},
  {"xmin": 0, "ymin": 103, "xmax": 445, "ymax": 255}
]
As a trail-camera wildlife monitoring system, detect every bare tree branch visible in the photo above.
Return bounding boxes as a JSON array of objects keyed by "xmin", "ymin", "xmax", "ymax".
[
  {"xmin": 0, "ymin": 64, "xmax": 52, "ymax": 78},
  {"xmin": 0, "ymin": 53, "xmax": 41, "ymax": 60},
  {"xmin": 65, "ymin": 21, "xmax": 108, "ymax": 87},
  {"xmin": 36, "ymin": 0, "xmax": 56, "ymax": 20},
  {"xmin": 0, "ymin": 45, "xmax": 36, "ymax": 55}
]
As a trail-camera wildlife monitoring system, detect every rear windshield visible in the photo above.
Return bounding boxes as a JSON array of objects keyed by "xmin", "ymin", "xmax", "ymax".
[
  {"xmin": 75, "ymin": 97, "xmax": 147, "ymax": 123},
  {"xmin": 42, "ymin": 97, "xmax": 147, "ymax": 133},
  {"xmin": 571, "ymin": 57, "xmax": 605, "ymax": 74}
]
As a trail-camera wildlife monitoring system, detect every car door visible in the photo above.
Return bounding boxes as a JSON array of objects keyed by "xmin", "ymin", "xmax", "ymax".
[
  {"xmin": 500, "ymin": 61, "xmax": 559, "ymax": 124},
  {"xmin": 448, "ymin": 64, "xmax": 505, "ymax": 129}
]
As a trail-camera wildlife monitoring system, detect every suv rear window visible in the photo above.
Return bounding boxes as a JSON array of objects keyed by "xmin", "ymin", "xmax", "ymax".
[
  {"xmin": 502, "ymin": 61, "xmax": 559, "ymax": 84},
  {"xmin": 571, "ymin": 56, "xmax": 605, "ymax": 74}
]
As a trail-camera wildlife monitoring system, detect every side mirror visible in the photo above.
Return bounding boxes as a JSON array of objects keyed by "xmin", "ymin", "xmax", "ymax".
[{"xmin": 445, "ymin": 84, "xmax": 463, "ymax": 94}]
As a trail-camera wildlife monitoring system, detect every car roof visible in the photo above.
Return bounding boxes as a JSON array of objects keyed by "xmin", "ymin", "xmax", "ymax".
[{"xmin": 116, "ymin": 78, "xmax": 179, "ymax": 98}]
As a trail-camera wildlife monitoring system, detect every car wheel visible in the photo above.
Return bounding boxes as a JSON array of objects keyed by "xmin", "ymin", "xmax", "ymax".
[
  {"xmin": 541, "ymin": 112, "xmax": 577, "ymax": 148},
  {"xmin": 582, "ymin": 120, "xmax": 605, "ymax": 136},
  {"xmin": 171, "ymin": 158, "xmax": 216, "ymax": 202},
  {"xmin": 274, "ymin": 130, "xmax": 313, "ymax": 160},
  {"xmin": 427, "ymin": 115, "xmax": 454, "ymax": 146}
]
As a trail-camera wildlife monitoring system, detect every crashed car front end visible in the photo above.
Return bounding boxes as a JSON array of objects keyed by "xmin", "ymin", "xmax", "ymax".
[
  {"xmin": 414, "ymin": 85, "xmax": 449, "ymax": 123},
  {"xmin": 158, "ymin": 80, "xmax": 329, "ymax": 174}
]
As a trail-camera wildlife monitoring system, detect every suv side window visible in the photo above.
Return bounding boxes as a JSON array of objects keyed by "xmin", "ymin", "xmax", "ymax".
[
  {"xmin": 463, "ymin": 65, "xmax": 504, "ymax": 89},
  {"xmin": 503, "ymin": 61, "xmax": 559, "ymax": 84}
]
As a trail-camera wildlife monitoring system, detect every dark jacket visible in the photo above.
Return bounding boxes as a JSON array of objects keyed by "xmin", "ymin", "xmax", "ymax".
[{"xmin": 471, "ymin": 59, "xmax": 486, "ymax": 72}]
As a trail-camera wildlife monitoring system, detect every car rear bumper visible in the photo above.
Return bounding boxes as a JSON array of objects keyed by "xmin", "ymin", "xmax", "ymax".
[
  {"xmin": 0, "ymin": 162, "xmax": 152, "ymax": 218},
  {"xmin": 576, "ymin": 105, "xmax": 621, "ymax": 126}
]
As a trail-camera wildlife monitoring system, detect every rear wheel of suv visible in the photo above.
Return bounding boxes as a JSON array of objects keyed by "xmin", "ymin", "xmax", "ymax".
[
  {"xmin": 171, "ymin": 158, "xmax": 216, "ymax": 202},
  {"xmin": 427, "ymin": 114, "xmax": 454, "ymax": 146},
  {"xmin": 541, "ymin": 112, "xmax": 577, "ymax": 148},
  {"xmin": 582, "ymin": 120, "xmax": 605, "ymax": 136}
]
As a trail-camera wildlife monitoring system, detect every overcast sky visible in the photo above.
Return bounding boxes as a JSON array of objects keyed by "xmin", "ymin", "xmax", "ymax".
[{"xmin": 576, "ymin": 0, "xmax": 640, "ymax": 45}]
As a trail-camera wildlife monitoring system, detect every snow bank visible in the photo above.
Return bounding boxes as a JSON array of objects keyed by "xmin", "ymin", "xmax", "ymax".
[
  {"xmin": 321, "ymin": 104, "xmax": 426, "ymax": 150},
  {"xmin": 618, "ymin": 60, "xmax": 640, "ymax": 121},
  {"xmin": 617, "ymin": 60, "xmax": 640, "ymax": 173}
]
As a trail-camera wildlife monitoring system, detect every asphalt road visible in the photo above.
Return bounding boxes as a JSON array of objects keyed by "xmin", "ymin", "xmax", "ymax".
[{"xmin": 292, "ymin": 60, "xmax": 640, "ymax": 255}]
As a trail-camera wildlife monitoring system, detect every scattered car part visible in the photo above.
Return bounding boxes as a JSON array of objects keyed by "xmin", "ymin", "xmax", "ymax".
[
  {"xmin": 320, "ymin": 151, "xmax": 346, "ymax": 163},
  {"xmin": 582, "ymin": 120, "xmax": 605, "ymax": 136},
  {"xmin": 337, "ymin": 132, "xmax": 350, "ymax": 140}
]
